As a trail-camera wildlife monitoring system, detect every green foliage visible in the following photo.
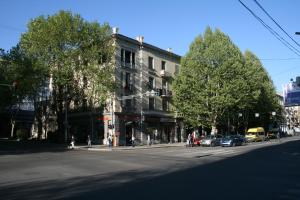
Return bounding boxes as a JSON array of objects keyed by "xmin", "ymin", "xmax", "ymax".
[
  {"xmin": 243, "ymin": 50, "xmax": 282, "ymax": 127},
  {"xmin": 19, "ymin": 11, "xmax": 116, "ymax": 139},
  {"xmin": 0, "ymin": 46, "xmax": 46, "ymax": 110},
  {"xmin": 173, "ymin": 27, "xmax": 281, "ymax": 131},
  {"xmin": 20, "ymin": 10, "xmax": 115, "ymax": 108}
]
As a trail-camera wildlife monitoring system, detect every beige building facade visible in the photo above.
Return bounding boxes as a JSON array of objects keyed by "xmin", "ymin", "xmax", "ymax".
[{"xmin": 103, "ymin": 29, "xmax": 184, "ymax": 146}]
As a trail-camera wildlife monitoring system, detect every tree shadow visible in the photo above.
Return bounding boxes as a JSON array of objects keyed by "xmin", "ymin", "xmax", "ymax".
[
  {"xmin": 0, "ymin": 139, "xmax": 68, "ymax": 155},
  {"xmin": 1, "ymin": 140, "xmax": 300, "ymax": 200}
]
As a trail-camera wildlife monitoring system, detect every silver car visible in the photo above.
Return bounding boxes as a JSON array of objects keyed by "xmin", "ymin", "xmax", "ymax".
[{"xmin": 201, "ymin": 135, "xmax": 223, "ymax": 147}]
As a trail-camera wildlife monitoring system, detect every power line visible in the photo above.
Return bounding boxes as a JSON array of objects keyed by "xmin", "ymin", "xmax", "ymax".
[
  {"xmin": 0, "ymin": 24, "xmax": 25, "ymax": 32},
  {"xmin": 253, "ymin": 0, "xmax": 300, "ymax": 49},
  {"xmin": 259, "ymin": 58, "xmax": 300, "ymax": 61},
  {"xmin": 238, "ymin": 0, "xmax": 300, "ymax": 57}
]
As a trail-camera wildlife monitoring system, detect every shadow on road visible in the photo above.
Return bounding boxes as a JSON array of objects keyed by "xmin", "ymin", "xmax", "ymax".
[
  {"xmin": 0, "ymin": 139, "xmax": 68, "ymax": 155},
  {"xmin": 1, "ymin": 140, "xmax": 300, "ymax": 200}
]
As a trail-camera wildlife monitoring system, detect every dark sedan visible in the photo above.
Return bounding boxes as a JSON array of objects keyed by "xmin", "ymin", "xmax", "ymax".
[{"xmin": 221, "ymin": 135, "xmax": 244, "ymax": 147}]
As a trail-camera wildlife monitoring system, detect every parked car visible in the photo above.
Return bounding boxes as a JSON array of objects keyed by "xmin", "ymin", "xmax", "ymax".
[
  {"xmin": 201, "ymin": 134, "xmax": 223, "ymax": 147},
  {"xmin": 245, "ymin": 127, "xmax": 265, "ymax": 142},
  {"xmin": 221, "ymin": 135, "xmax": 244, "ymax": 147},
  {"xmin": 193, "ymin": 134, "xmax": 205, "ymax": 146}
]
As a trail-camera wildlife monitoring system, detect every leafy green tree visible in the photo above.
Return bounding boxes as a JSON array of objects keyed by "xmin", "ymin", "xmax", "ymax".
[
  {"xmin": 20, "ymin": 11, "xmax": 115, "ymax": 141},
  {"xmin": 173, "ymin": 27, "xmax": 256, "ymax": 133},
  {"xmin": 0, "ymin": 46, "xmax": 47, "ymax": 137},
  {"xmin": 243, "ymin": 50, "xmax": 282, "ymax": 129}
]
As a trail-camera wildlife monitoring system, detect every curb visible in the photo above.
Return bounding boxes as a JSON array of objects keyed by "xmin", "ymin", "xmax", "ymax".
[{"xmin": 74, "ymin": 143, "xmax": 186, "ymax": 151}]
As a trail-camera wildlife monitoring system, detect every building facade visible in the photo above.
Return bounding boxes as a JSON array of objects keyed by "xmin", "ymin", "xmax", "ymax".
[{"xmin": 102, "ymin": 29, "xmax": 184, "ymax": 146}]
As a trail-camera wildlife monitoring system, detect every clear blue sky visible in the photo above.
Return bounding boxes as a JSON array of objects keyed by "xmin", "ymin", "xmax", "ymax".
[{"xmin": 1, "ymin": 0, "xmax": 300, "ymax": 94}]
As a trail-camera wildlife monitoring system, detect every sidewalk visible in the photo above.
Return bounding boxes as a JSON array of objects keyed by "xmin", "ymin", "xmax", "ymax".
[{"xmin": 74, "ymin": 142, "xmax": 186, "ymax": 151}]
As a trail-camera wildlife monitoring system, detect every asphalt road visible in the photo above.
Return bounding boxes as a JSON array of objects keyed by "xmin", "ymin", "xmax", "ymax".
[{"xmin": 1, "ymin": 137, "xmax": 300, "ymax": 200}]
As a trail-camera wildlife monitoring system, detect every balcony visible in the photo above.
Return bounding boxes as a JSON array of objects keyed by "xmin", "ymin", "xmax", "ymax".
[
  {"xmin": 160, "ymin": 70, "xmax": 171, "ymax": 77},
  {"xmin": 121, "ymin": 62, "xmax": 135, "ymax": 69},
  {"xmin": 161, "ymin": 89, "xmax": 172, "ymax": 97}
]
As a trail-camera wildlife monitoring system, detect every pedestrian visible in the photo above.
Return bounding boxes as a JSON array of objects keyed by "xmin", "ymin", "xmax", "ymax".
[
  {"xmin": 108, "ymin": 134, "xmax": 112, "ymax": 149},
  {"xmin": 131, "ymin": 134, "xmax": 135, "ymax": 147},
  {"xmin": 70, "ymin": 135, "xmax": 75, "ymax": 149},
  {"xmin": 87, "ymin": 135, "xmax": 92, "ymax": 148},
  {"xmin": 191, "ymin": 131, "xmax": 195, "ymax": 147},
  {"xmin": 277, "ymin": 131, "xmax": 281, "ymax": 143},
  {"xmin": 147, "ymin": 134, "xmax": 151, "ymax": 146},
  {"xmin": 186, "ymin": 133, "xmax": 191, "ymax": 147}
]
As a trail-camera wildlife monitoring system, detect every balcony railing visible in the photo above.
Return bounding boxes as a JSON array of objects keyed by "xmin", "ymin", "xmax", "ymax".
[
  {"xmin": 121, "ymin": 62, "xmax": 135, "ymax": 69},
  {"xmin": 161, "ymin": 88, "xmax": 172, "ymax": 97},
  {"xmin": 160, "ymin": 70, "xmax": 171, "ymax": 77}
]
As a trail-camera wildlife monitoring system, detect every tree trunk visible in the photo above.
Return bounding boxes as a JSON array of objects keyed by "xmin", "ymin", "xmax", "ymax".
[{"xmin": 211, "ymin": 115, "xmax": 218, "ymax": 135}]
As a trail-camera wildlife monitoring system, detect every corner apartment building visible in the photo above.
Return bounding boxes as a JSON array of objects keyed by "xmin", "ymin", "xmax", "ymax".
[{"xmin": 103, "ymin": 28, "xmax": 184, "ymax": 146}]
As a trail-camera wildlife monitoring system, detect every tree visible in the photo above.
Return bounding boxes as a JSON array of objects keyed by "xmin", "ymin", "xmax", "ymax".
[
  {"xmin": 173, "ymin": 27, "xmax": 256, "ymax": 133},
  {"xmin": 243, "ymin": 50, "xmax": 282, "ymax": 129},
  {"xmin": 0, "ymin": 46, "xmax": 47, "ymax": 137},
  {"xmin": 20, "ymin": 11, "xmax": 115, "ymax": 141}
]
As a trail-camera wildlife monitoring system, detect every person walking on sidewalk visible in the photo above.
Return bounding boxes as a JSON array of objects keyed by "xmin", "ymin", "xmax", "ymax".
[
  {"xmin": 87, "ymin": 135, "xmax": 92, "ymax": 148},
  {"xmin": 186, "ymin": 133, "xmax": 191, "ymax": 147},
  {"xmin": 147, "ymin": 134, "xmax": 151, "ymax": 146},
  {"xmin": 108, "ymin": 134, "xmax": 113, "ymax": 149},
  {"xmin": 131, "ymin": 134, "xmax": 135, "ymax": 147},
  {"xmin": 70, "ymin": 135, "xmax": 75, "ymax": 149}
]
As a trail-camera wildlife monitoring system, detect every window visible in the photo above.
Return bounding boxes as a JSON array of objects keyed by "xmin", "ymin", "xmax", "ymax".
[
  {"xmin": 148, "ymin": 56, "xmax": 154, "ymax": 69},
  {"xmin": 132, "ymin": 52, "xmax": 135, "ymax": 67},
  {"xmin": 121, "ymin": 48, "xmax": 135, "ymax": 68},
  {"xmin": 125, "ymin": 51, "xmax": 131, "ymax": 64},
  {"xmin": 125, "ymin": 72, "xmax": 131, "ymax": 89},
  {"xmin": 126, "ymin": 99, "xmax": 131, "ymax": 108},
  {"xmin": 162, "ymin": 99, "xmax": 168, "ymax": 111},
  {"xmin": 149, "ymin": 98, "xmax": 155, "ymax": 110},
  {"xmin": 148, "ymin": 77, "xmax": 154, "ymax": 90},
  {"xmin": 120, "ymin": 72, "xmax": 123, "ymax": 88},
  {"xmin": 121, "ymin": 49, "xmax": 124, "ymax": 63},
  {"xmin": 161, "ymin": 61, "xmax": 166, "ymax": 70},
  {"xmin": 162, "ymin": 79, "xmax": 167, "ymax": 89}
]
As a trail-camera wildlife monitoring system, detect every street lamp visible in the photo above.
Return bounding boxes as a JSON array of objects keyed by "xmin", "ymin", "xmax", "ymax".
[
  {"xmin": 238, "ymin": 113, "xmax": 243, "ymax": 134},
  {"xmin": 255, "ymin": 113, "xmax": 260, "ymax": 126},
  {"xmin": 271, "ymin": 111, "xmax": 277, "ymax": 129},
  {"xmin": 118, "ymin": 89, "xmax": 158, "ymax": 145},
  {"xmin": 63, "ymin": 86, "xmax": 68, "ymax": 143},
  {"xmin": 140, "ymin": 89, "xmax": 157, "ymax": 142}
]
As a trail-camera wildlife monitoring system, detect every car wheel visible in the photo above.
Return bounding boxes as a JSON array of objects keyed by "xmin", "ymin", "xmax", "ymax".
[{"xmin": 211, "ymin": 142, "xmax": 215, "ymax": 147}]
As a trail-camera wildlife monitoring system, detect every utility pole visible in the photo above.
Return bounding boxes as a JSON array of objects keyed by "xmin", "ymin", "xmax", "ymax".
[{"xmin": 64, "ymin": 86, "xmax": 68, "ymax": 143}]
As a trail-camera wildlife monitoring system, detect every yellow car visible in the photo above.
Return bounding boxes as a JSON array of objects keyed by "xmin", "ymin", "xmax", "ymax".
[{"xmin": 245, "ymin": 127, "xmax": 265, "ymax": 142}]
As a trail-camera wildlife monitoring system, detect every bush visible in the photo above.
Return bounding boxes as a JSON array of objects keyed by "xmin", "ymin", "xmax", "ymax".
[{"xmin": 16, "ymin": 129, "xmax": 27, "ymax": 140}]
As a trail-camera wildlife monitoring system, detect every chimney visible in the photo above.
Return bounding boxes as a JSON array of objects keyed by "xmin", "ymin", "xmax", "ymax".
[
  {"xmin": 167, "ymin": 48, "xmax": 173, "ymax": 53},
  {"xmin": 136, "ymin": 35, "xmax": 144, "ymax": 43},
  {"xmin": 112, "ymin": 27, "xmax": 119, "ymax": 34}
]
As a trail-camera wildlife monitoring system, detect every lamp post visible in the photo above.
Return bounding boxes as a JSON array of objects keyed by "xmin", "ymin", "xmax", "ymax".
[
  {"xmin": 272, "ymin": 111, "xmax": 276, "ymax": 120},
  {"xmin": 140, "ymin": 89, "xmax": 157, "ymax": 142},
  {"xmin": 63, "ymin": 86, "xmax": 68, "ymax": 143},
  {"xmin": 118, "ymin": 90, "xmax": 157, "ymax": 145},
  {"xmin": 255, "ymin": 113, "xmax": 260, "ymax": 126},
  {"xmin": 238, "ymin": 113, "xmax": 242, "ymax": 134}
]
